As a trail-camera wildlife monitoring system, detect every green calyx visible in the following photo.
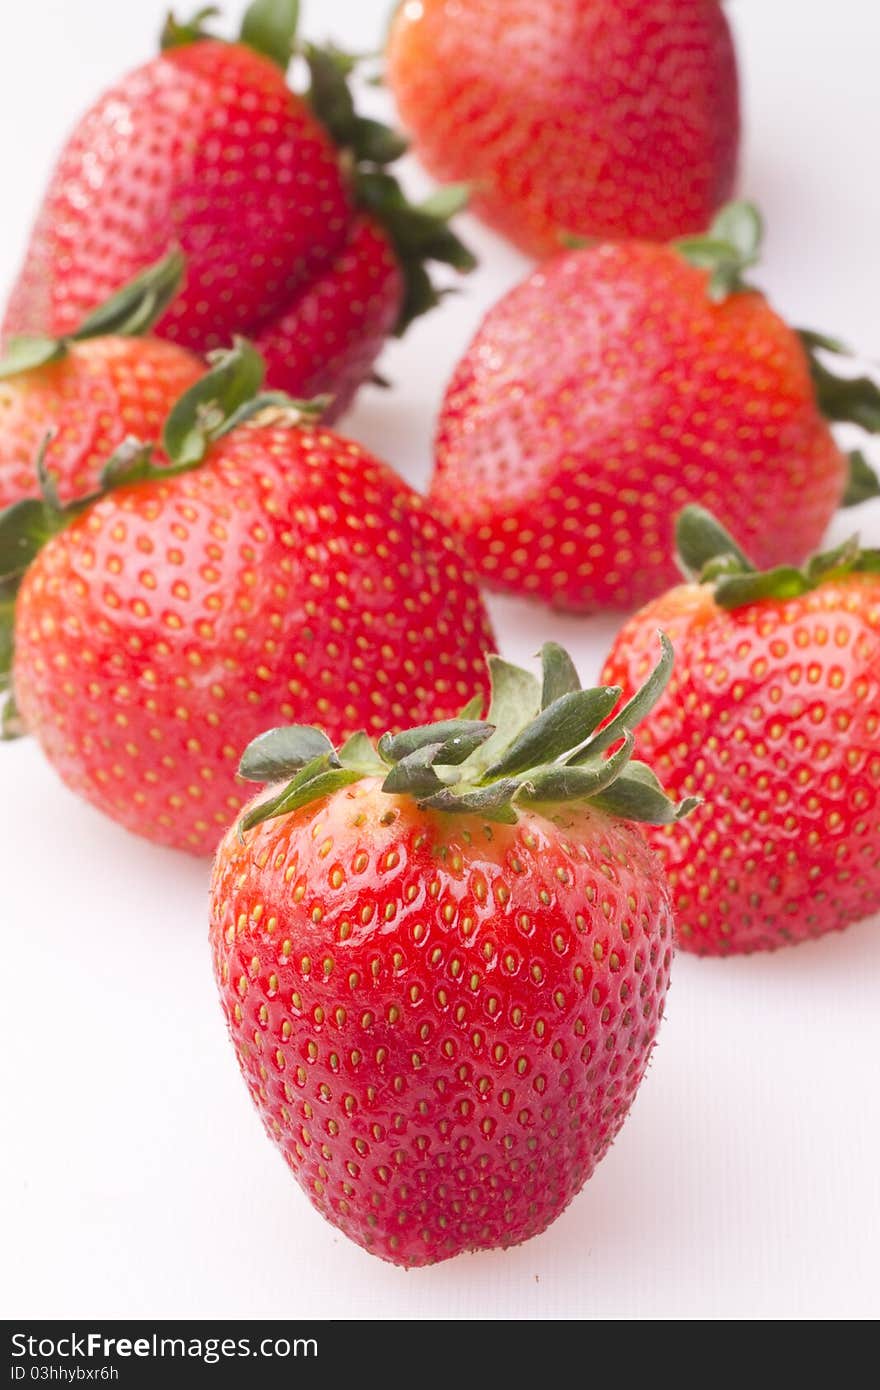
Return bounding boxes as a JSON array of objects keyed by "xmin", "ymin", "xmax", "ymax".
[
  {"xmin": 797, "ymin": 331, "xmax": 880, "ymax": 505},
  {"xmin": 162, "ymin": 1, "xmax": 300, "ymax": 68},
  {"xmin": 0, "ymin": 456, "xmax": 83, "ymax": 735},
  {"xmin": 676, "ymin": 504, "xmax": 880, "ymax": 610},
  {"xmin": 161, "ymin": 6, "xmax": 222, "ymax": 50},
  {"xmin": 0, "ymin": 339, "xmax": 323, "ymax": 723},
  {"xmin": 0, "ymin": 250, "xmax": 185, "ymax": 380},
  {"xmin": 158, "ymin": 4, "xmax": 475, "ymax": 334},
  {"xmin": 240, "ymin": 0, "xmax": 299, "ymax": 67},
  {"xmin": 236, "ymin": 637, "xmax": 697, "ymax": 837},
  {"xmin": 159, "ymin": 337, "xmax": 326, "ymax": 466},
  {"xmin": 675, "ymin": 201, "xmax": 764, "ymax": 302}
]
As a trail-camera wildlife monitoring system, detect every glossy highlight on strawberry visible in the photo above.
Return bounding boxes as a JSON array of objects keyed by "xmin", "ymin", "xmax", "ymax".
[
  {"xmin": 210, "ymin": 640, "xmax": 686, "ymax": 1264},
  {"xmin": 601, "ymin": 507, "xmax": 880, "ymax": 954}
]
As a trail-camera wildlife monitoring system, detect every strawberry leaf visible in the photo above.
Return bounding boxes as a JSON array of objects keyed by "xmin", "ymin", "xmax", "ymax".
[
  {"xmin": 216, "ymin": 390, "xmax": 329, "ymax": 437},
  {"xmin": 0, "ymin": 586, "xmax": 15, "ymax": 689},
  {"xmin": 463, "ymin": 656, "xmax": 541, "ymax": 776},
  {"xmin": 418, "ymin": 780, "xmax": 522, "ymax": 824},
  {"xmin": 711, "ymin": 201, "xmax": 763, "ymax": 259},
  {"xmin": 682, "ymin": 505, "xmax": 880, "ymax": 609},
  {"xmin": 301, "ymin": 43, "xmax": 476, "ymax": 336},
  {"xmin": 0, "ymin": 252, "xmax": 185, "ymax": 379},
  {"xmin": 304, "ymin": 43, "xmax": 358, "ymax": 144},
  {"xmin": 382, "ymin": 745, "xmax": 446, "ymax": 798},
  {"xmin": 540, "ymin": 643, "xmax": 582, "ymax": 710},
  {"xmin": 482, "ymin": 687, "xmax": 621, "ymax": 780},
  {"xmin": 590, "ymin": 762, "xmax": 699, "ymax": 825},
  {"xmin": 239, "ymin": 756, "xmax": 360, "ymax": 834},
  {"xmin": 239, "ymin": 725, "xmax": 337, "ymax": 783},
  {"xmin": 1, "ymin": 691, "xmax": 24, "ymax": 741},
  {"xmin": 378, "ymin": 719, "xmax": 492, "ymax": 765},
  {"xmin": 73, "ymin": 249, "xmax": 185, "ymax": 340},
  {"xmin": 349, "ymin": 117, "xmax": 408, "ymax": 166},
  {"xmin": 433, "ymin": 725, "xmax": 496, "ymax": 766},
  {"xmin": 0, "ymin": 499, "xmax": 64, "ymax": 582},
  {"xmin": 0, "ymin": 336, "xmax": 66, "ymax": 380},
  {"xmin": 519, "ymin": 732, "xmax": 634, "ymax": 805},
  {"xmin": 802, "ymin": 338, "xmax": 880, "ymax": 435},
  {"xmin": 162, "ymin": 339, "xmax": 266, "ymax": 466},
  {"xmin": 713, "ymin": 567, "xmax": 812, "ymax": 609},
  {"xmin": 675, "ymin": 200, "xmax": 763, "ymax": 301},
  {"xmin": 580, "ymin": 633, "xmax": 674, "ymax": 761},
  {"xmin": 418, "ymin": 184, "xmax": 471, "ymax": 222},
  {"xmin": 676, "ymin": 505, "xmax": 754, "ymax": 582},
  {"xmin": 160, "ymin": 6, "xmax": 221, "ymax": 49},
  {"xmin": 240, "ymin": 0, "xmax": 299, "ymax": 70},
  {"xmin": 458, "ymin": 694, "xmax": 484, "ymax": 721},
  {"xmin": 843, "ymin": 451, "xmax": 880, "ymax": 507},
  {"xmin": 338, "ymin": 731, "xmax": 386, "ymax": 776},
  {"xmin": 804, "ymin": 536, "xmax": 862, "ymax": 585},
  {"xmin": 97, "ymin": 439, "xmax": 165, "ymax": 491}
]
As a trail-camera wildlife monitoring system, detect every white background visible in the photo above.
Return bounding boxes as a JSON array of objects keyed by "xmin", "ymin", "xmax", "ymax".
[{"xmin": 1, "ymin": 0, "xmax": 879, "ymax": 1321}]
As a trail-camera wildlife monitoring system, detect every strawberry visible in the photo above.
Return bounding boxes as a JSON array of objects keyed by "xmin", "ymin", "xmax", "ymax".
[
  {"xmin": 210, "ymin": 636, "xmax": 691, "ymax": 1265},
  {"xmin": 387, "ymin": 0, "xmax": 740, "ymax": 257},
  {"xmin": 0, "ymin": 252, "xmax": 203, "ymax": 510},
  {"xmin": 601, "ymin": 506, "xmax": 880, "ymax": 955},
  {"xmin": 3, "ymin": 1, "xmax": 474, "ymax": 420},
  {"xmin": 429, "ymin": 203, "xmax": 880, "ymax": 614},
  {"xmin": 0, "ymin": 343, "xmax": 495, "ymax": 853}
]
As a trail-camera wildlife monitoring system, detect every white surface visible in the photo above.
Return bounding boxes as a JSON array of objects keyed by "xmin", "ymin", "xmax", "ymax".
[{"xmin": 2, "ymin": 0, "xmax": 879, "ymax": 1322}]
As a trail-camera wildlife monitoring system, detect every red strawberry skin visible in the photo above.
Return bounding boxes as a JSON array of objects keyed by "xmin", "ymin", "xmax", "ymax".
[
  {"xmin": 601, "ymin": 579, "xmax": 880, "ymax": 954},
  {"xmin": 430, "ymin": 242, "xmax": 847, "ymax": 614},
  {"xmin": 253, "ymin": 216, "xmax": 404, "ymax": 423},
  {"xmin": 0, "ymin": 336, "xmax": 203, "ymax": 509},
  {"xmin": 210, "ymin": 781, "xmax": 673, "ymax": 1265},
  {"xmin": 387, "ymin": 0, "xmax": 740, "ymax": 257},
  {"xmin": 13, "ymin": 427, "xmax": 495, "ymax": 855},
  {"xmin": 0, "ymin": 40, "xmax": 404, "ymax": 406}
]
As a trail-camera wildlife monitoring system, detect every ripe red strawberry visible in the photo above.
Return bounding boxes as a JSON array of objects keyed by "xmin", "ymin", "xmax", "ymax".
[
  {"xmin": 0, "ymin": 252, "xmax": 202, "ymax": 510},
  {"xmin": 210, "ymin": 637, "xmax": 690, "ymax": 1265},
  {"xmin": 601, "ymin": 506, "xmax": 880, "ymax": 955},
  {"xmin": 3, "ymin": 2, "xmax": 474, "ymax": 420},
  {"xmin": 430, "ymin": 203, "xmax": 880, "ymax": 614},
  {"xmin": 387, "ymin": 0, "xmax": 740, "ymax": 257},
  {"xmin": 0, "ymin": 344, "xmax": 495, "ymax": 853}
]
